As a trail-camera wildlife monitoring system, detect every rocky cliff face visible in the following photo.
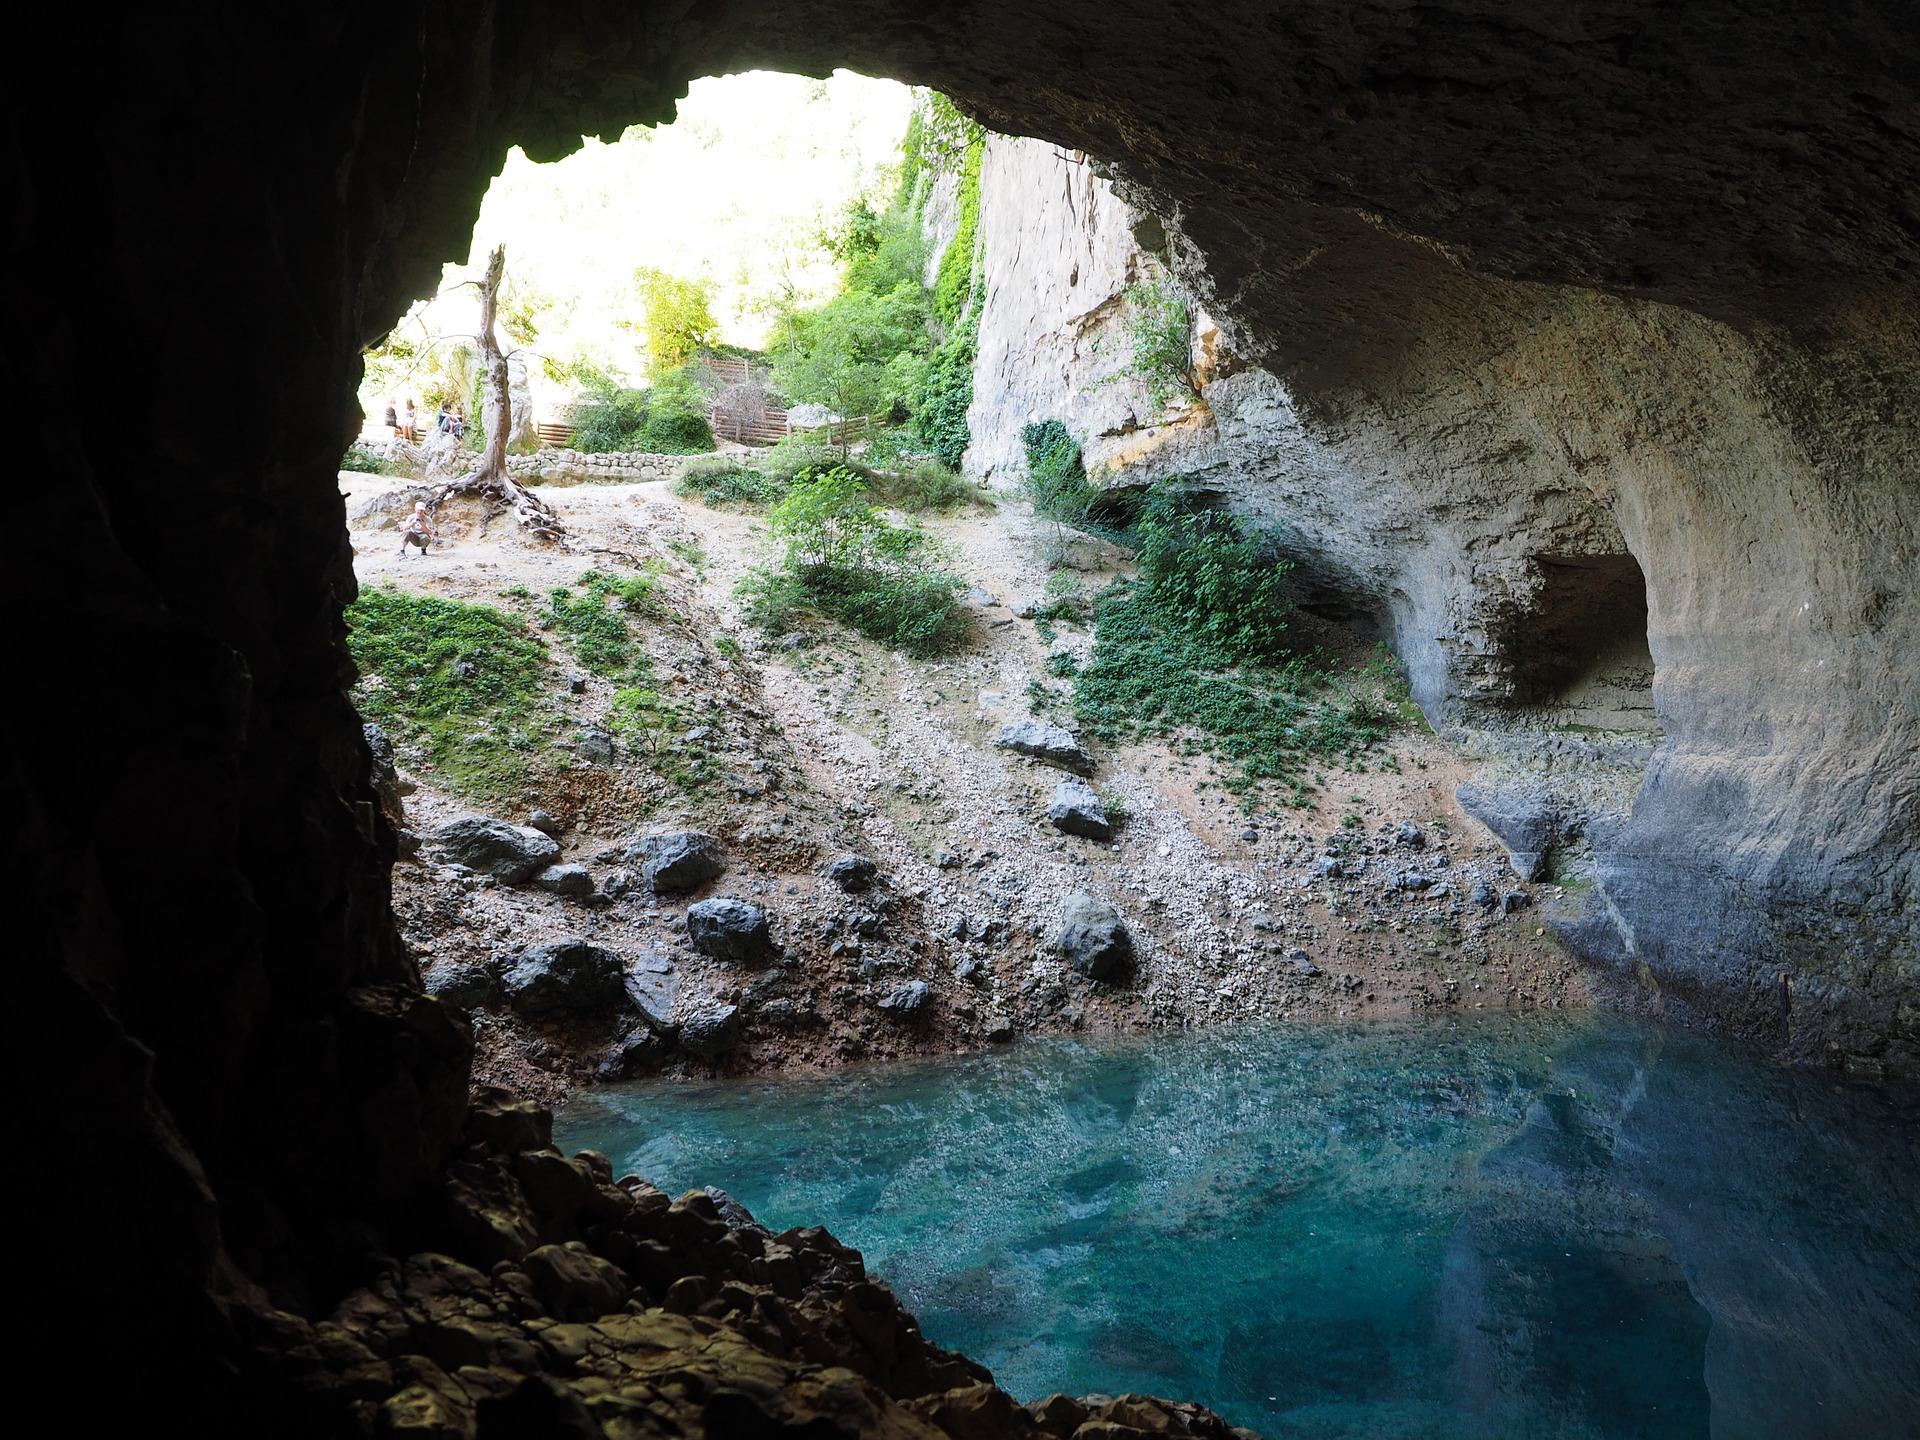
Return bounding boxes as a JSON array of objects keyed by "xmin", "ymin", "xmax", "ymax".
[
  {"xmin": 963, "ymin": 142, "xmax": 1918, "ymax": 1074},
  {"xmin": 6, "ymin": 0, "xmax": 1917, "ymax": 1425}
]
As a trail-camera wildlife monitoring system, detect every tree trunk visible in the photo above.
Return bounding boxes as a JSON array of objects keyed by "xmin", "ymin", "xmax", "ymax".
[
  {"xmin": 476, "ymin": 244, "xmax": 511, "ymax": 484},
  {"xmin": 429, "ymin": 244, "xmax": 562, "ymax": 542}
]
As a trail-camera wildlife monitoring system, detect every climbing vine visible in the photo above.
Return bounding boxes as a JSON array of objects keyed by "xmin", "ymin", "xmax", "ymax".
[{"xmin": 933, "ymin": 133, "xmax": 986, "ymax": 325}]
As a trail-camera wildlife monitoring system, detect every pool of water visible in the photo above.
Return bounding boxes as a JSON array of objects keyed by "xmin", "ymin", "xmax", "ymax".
[{"xmin": 555, "ymin": 1015, "xmax": 1920, "ymax": 1439}]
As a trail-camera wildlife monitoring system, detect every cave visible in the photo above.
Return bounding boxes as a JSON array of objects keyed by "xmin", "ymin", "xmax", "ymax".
[
  {"xmin": 1500, "ymin": 554, "xmax": 1657, "ymax": 730},
  {"xmin": 5, "ymin": 1, "xmax": 1916, "ymax": 1432}
]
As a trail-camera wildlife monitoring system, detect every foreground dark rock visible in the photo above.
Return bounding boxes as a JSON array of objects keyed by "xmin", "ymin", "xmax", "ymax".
[
  {"xmin": 502, "ymin": 941, "xmax": 627, "ymax": 1017},
  {"xmin": 995, "ymin": 720, "xmax": 1095, "ymax": 775},
  {"xmin": 1056, "ymin": 894, "xmax": 1135, "ymax": 983},
  {"xmin": 258, "ymin": 1088, "xmax": 1258, "ymax": 1439},
  {"xmin": 633, "ymin": 829, "xmax": 728, "ymax": 894},
  {"xmin": 1047, "ymin": 778, "xmax": 1113, "ymax": 840},
  {"xmin": 686, "ymin": 896, "xmax": 776, "ymax": 966}
]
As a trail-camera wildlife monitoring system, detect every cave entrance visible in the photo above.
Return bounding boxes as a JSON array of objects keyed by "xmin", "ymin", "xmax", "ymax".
[{"xmin": 1504, "ymin": 553, "xmax": 1657, "ymax": 731}]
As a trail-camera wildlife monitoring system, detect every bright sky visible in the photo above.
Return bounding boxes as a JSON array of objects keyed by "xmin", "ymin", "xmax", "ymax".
[{"xmin": 399, "ymin": 69, "xmax": 911, "ymax": 403}]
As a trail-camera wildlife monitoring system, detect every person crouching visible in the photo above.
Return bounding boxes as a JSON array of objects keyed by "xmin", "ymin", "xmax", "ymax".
[{"xmin": 400, "ymin": 502, "xmax": 435, "ymax": 556}]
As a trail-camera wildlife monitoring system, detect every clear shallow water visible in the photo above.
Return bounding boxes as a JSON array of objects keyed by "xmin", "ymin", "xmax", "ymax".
[{"xmin": 556, "ymin": 1015, "xmax": 1920, "ymax": 1439}]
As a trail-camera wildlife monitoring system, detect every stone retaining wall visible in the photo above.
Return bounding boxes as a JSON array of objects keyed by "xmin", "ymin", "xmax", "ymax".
[{"xmin": 509, "ymin": 449, "xmax": 705, "ymax": 485}]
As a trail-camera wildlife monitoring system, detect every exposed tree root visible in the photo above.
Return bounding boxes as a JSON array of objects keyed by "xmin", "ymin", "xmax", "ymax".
[{"xmin": 427, "ymin": 470, "xmax": 564, "ymax": 542}]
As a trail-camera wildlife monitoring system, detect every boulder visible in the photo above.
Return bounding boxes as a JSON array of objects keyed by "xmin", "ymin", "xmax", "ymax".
[
  {"xmin": 679, "ymin": 1005, "xmax": 740, "ymax": 1058},
  {"xmin": 1046, "ymin": 777, "xmax": 1112, "ymax": 840},
  {"xmin": 994, "ymin": 719, "xmax": 1094, "ymax": 775},
  {"xmin": 1055, "ymin": 893, "xmax": 1134, "ymax": 983},
  {"xmin": 686, "ymin": 898, "xmax": 775, "ymax": 966},
  {"xmin": 826, "ymin": 855, "xmax": 877, "ymax": 892},
  {"xmin": 633, "ymin": 830, "xmax": 727, "ymax": 893},
  {"xmin": 596, "ymin": 1024, "xmax": 671, "ymax": 1080},
  {"xmin": 624, "ymin": 954, "xmax": 680, "ymax": 1030},
  {"xmin": 1456, "ymin": 780, "xmax": 1561, "ymax": 882},
  {"xmin": 877, "ymin": 980, "xmax": 932, "ymax": 1018},
  {"xmin": 423, "ymin": 959, "xmax": 502, "ymax": 1010},
  {"xmin": 577, "ymin": 728, "xmax": 615, "ymax": 765},
  {"xmin": 501, "ymin": 940, "xmax": 626, "ymax": 1017},
  {"xmin": 528, "ymin": 809, "xmax": 562, "ymax": 839},
  {"xmin": 533, "ymin": 864, "xmax": 594, "ymax": 897},
  {"xmin": 427, "ymin": 818, "xmax": 560, "ymax": 885}
]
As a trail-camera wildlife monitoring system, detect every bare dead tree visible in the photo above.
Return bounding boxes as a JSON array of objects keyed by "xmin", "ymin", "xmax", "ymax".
[
  {"xmin": 428, "ymin": 244, "xmax": 563, "ymax": 542},
  {"xmin": 711, "ymin": 381, "xmax": 769, "ymax": 444}
]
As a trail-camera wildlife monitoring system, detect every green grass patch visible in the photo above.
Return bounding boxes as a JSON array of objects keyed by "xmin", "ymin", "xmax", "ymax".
[
  {"xmin": 346, "ymin": 587, "xmax": 557, "ymax": 802},
  {"xmin": 541, "ymin": 568, "xmax": 661, "ymax": 677},
  {"xmin": 677, "ymin": 459, "xmax": 790, "ymax": 507}
]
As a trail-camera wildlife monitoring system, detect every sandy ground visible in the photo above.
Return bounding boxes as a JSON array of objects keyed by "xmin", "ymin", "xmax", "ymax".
[{"xmin": 343, "ymin": 467, "xmax": 1588, "ymax": 1102}]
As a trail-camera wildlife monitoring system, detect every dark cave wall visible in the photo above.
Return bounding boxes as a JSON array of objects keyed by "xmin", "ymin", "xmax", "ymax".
[{"xmin": 0, "ymin": 0, "xmax": 1915, "ymax": 1413}]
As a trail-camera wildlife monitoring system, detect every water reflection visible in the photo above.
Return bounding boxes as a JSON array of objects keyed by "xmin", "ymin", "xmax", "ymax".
[{"xmin": 556, "ymin": 1015, "xmax": 1920, "ymax": 1439}]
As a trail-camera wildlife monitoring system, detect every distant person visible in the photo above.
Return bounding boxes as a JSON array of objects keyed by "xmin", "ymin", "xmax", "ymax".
[
  {"xmin": 435, "ymin": 401, "xmax": 450, "ymax": 433},
  {"xmin": 404, "ymin": 398, "xmax": 419, "ymax": 442},
  {"xmin": 384, "ymin": 397, "xmax": 400, "ymax": 437},
  {"xmin": 449, "ymin": 404, "xmax": 466, "ymax": 440},
  {"xmin": 399, "ymin": 502, "xmax": 435, "ymax": 557}
]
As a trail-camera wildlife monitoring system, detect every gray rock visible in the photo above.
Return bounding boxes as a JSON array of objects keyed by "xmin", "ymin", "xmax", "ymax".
[
  {"xmin": 686, "ymin": 897, "xmax": 775, "ymax": 965},
  {"xmin": 1241, "ymin": 827, "xmax": 1259, "ymax": 842},
  {"xmin": 533, "ymin": 863, "xmax": 594, "ymax": 897},
  {"xmin": 422, "ymin": 959, "xmax": 501, "ymax": 1010},
  {"xmin": 1011, "ymin": 599, "xmax": 1038, "ymax": 619},
  {"xmin": 994, "ymin": 719, "xmax": 1094, "ymax": 775},
  {"xmin": 502, "ymin": 940, "xmax": 626, "ymax": 1017},
  {"xmin": 1286, "ymin": 948, "xmax": 1322, "ymax": 978},
  {"xmin": 1456, "ymin": 780, "xmax": 1561, "ymax": 882},
  {"xmin": 1393, "ymin": 871, "xmax": 1432, "ymax": 891},
  {"xmin": 1047, "ymin": 777, "xmax": 1113, "ymax": 840},
  {"xmin": 577, "ymin": 727, "xmax": 615, "ymax": 765},
  {"xmin": 596, "ymin": 1024, "xmax": 670, "ymax": 1079},
  {"xmin": 984, "ymin": 1014, "xmax": 1016, "ymax": 1043},
  {"xmin": 363, "ymin": 722, "xmax": 407, "ymax": 824},
  {"xmin": 967, "ymin": 587, "xmax": 999, "ymax": 607},
  {"xmin": 427, "ymin": 817, "xmax": 560, "ymax": 885},
  {"xmin": 1396, "ymin": 821, "xmax": 1426, "ymax": 849},
  {"xmin": 1055, "ymin": 893, "xmax": 1134, "ymax": 983},
  {"xmin": 528, "ymin": 808, "xmax": 562, "ymax": 839},
  {"xmin": 567, "ymin": 673, "xmax": 588, "ymax": 694},
  {"xmin": 934, "ymin": 848, "xmax": 962, "ymax": 869},
  {"xmin": 1502, "ymin": 889, "xmax": 1532, "ymax": 914},
  {"xmin": 623, "ymin": 953, "xmax": 680, "ymax": 1029},
  {"xmin": 827, "ymin": 854, "xmax": 877, "ymax": 892},
  {"xmin": 877, "ymin": 979, "xmax": 932, "ymax": 1017},
  {"xmin": 679, "ymin": 1004, "xmax": 740, "ymax": 1058},
  {"xmin": 1472, "ymin": 881, "xmax": 1498, "ymax": 909},
  {"xmin": 1316, "ymin": 855, "xmax": 1345, "ymax": 879},
  {"xmin": 633, "ymin": 830, "xmax": 727, "ymax": 893}
]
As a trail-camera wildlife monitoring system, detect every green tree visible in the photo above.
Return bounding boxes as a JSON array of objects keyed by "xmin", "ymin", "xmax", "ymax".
[
  {"xmin": 632, "ymin": 268, "xmax": 719, "ymax": 370},
  {"xmin": 772, "ymin": 283, "xmax": 927, "ymax": 454}
]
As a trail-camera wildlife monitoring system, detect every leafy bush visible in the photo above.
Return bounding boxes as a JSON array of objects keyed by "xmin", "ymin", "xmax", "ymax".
[
  {"xmin": 1121, "ymin": 277, "xmax": 1197, "ymax": 413},
  {"xmin": 1133, "ymin": 485, "xmax": 1293, "ymax": 659},
  {"xmin": 346, "ymin": 588, "xmax": 554, "ymax": 801},
  {"xmin": 676, "ymin": 459, "xmax": 788, "ymax": 507},
  {"xmin": 340, "ymin": 442, "xmax": 394, "ymax": 474},
  {"xmin": 916, "ymin": 312, "xmax": 977, "ymax": 468},
  {"xmin": 1021, "ymin": 420, "xmax": 1097, "ymax": 526},
  {"xmin": 633, "ymin": 268, "xmax": 719, "ymax": 370},
  {"xmin": 1059, "ymin": 481, "xmax": 1395, "ymax": 807},
  {"xmin": 738, "ymin": 468, "xmax": 967, "ymax": 655},
  {"xmin": 871, "ymin": 459, "xmax": 983, "ymax": 513},
  {"xmin": 567, "ymin": 365, "xmax": 716, "ymax": 454}
]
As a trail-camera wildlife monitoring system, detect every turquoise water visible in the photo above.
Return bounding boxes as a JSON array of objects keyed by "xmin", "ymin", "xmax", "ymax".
[{"xmin": 555, "ymin": 1016, "xmax": 1920, "ymax": 1439}]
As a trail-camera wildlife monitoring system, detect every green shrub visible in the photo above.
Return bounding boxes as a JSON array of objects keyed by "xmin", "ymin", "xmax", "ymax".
[
  {"xmin": 346, "ymin": 588, "xmax": 554, "ymax": 801},
  {"xmin": 340, "ymin": 441, "xmax": 393, "ymax": 474},
  {"xmin": 1132, "ymin": 485, "xmax": 1293, "ymax": 660},
  {"xmin": 916, "ymin": 312, "xmax": 977, "ymax": 467},
  {"xmin": 1121, "ymin": 277, "xmax": 1197, "ymax": 414},
  {"xmin": 872, "ymin": 458, "xmax": 983, "ymax": 513},
  {"xmin": 1020, "ymin": 420, "xmax": 1097, "ymax": 526},
  {"xmin": 1058, "ymin": 482, "xmax": 1395, "ymax": 808},
  {"xmin": 566, "ymin": 364, "xmax": 716, "ymax": 455},
  {"xmin": 676, "ymin": 459, "xmax": 787, "ymax": 507},
  {"xmin": 738, "ymin": 468, "xmax": 967, "ymax": 655}
]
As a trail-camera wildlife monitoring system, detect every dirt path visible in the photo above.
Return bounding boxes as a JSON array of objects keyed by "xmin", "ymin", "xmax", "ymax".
[{"xmin": 344, "ymin": 467, "xmax": 1587, "ymax": 1100}]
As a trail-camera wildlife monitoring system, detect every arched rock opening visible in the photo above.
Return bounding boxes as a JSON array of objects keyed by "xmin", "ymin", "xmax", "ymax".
[
  {"xmin": 1495, "ymin": 553, "xmax": 1657, "ymax": 731},
  {"xmin": 4, "ymin": 0, "xmax": 1917, "ymax": 1424}
]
